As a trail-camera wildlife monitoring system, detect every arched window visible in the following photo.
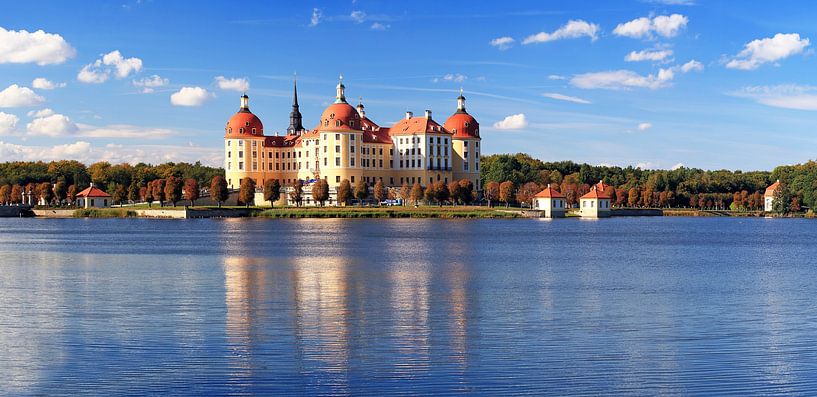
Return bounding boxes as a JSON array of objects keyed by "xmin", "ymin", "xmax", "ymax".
[{"xmin": 240, "ymin": 128, "xmax": 244, "ymax": 134}]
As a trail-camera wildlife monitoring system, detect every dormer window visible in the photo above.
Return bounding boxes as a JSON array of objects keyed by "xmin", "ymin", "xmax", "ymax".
[
  {"xmin": 349, "ymin": 121, "xmax": 355, "ymax": 127},
  {"xmin": 465, "ymin": 122, "xmax": 470, "ymax": 127},
  {"xmin": 239, "ymin": 128, "xmax": 244, "ymax": 134},
  {"xmin": 335, "ymin": 120, "xmax": 341, "ymax": 127},
  {"xmin": 330, "ymin": 113, "xmax": 335, "ymax": 119},
  {"xmin": 252, "ymin": 128, "xmax": 257, "ymax": 135},
  {"xmin": 245, "ymin": 122, "xmax": 250, "ymax": 127},
  {"xmin": 324, "ymin": 120, "xmax": 329, "ymax": 127}
]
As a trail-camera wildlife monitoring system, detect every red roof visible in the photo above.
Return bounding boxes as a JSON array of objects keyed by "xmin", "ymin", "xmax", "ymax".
[
  {"xmin": 389, "ymin": 116, "xmax": 448, "ymax": 135},
  {"xmin": 534, "ymin": 185, "xmax": 564, "ymax": 198},
  {"xmin": 443, "ymin": 111, "xmax": 479, "ymax": 139},
  {"xmin": 595, "ymin": 180, "xmax": 611, "ymax": 192},
  {"xmin": 76, "ymin": 186, "xmax": 111, "ymax": 198},
  {"xmin": 316, "ymin": 102, "xmax": 362, "ymax": 132},
  {"xmin": 581, "ymin": 186, "xmax": 611, "ymax": 200},
  {"xmin": 225, "ymin": 109, "xmax": 264, "ymax": 139},
  {"xmin": 764, "ymin": 180, "xmax": 781, "ymax": 197}
]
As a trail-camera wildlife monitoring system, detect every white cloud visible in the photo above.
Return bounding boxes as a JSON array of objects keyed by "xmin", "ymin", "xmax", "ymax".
[
  {"xmin": 490, "ymin": 36, "xmax": 515, "ymax": 50},
  {"xmin": 26, "ymin": 108, "xmax": 54, "ymax": 118},
  {"xmin": 725, "ymin": 33, "xmax": 810, "ymax": 70},
  {"xmin": 77, "ymin": 61, "xmax": 108, "ymax": 83},
  {"xmin": 613, "ymin": 14, "xmax": 688, "ymax": 39},
  {"xmin": 571, "ymin": 69, "xmax": 675, "ymax": 90},
  {"xmin": 0, "ymin": 140, "xmax": 221, "ymax": 166},
  {"xmin": 32, "ymin": 77, "xmax": 66, "ymax": 90},
  {"xmin": 680, "ymin": 59, "xmax": 704, "ymax": 72},
  {"xmin": 493, "ymin": 113, "xmax": 528, "ymax": 130},
  {"xmin": 370, "ymin": 22, "xmax": 389, "ymax": 30},
  {"xmin": 671, "ymin": 163, "xmax": 685, "ymax": 170},
  {"xmin": 522, "ymin": 20, "xmax": 600, "ymax": 45},
  {"xmin": 76, "ymin": 123, "xmax": 173, "ymax": 139},
  {"xmin": 443, "ymin": 73, "xmax": 467, "ymax": 83},
  {"xmin": 102, "ymin": 50, "xmax": 142, "ymax": 78},
  {"xmin": 637, "ymin": 122, "xmax": 652, "ymax": 131},
  {"xmin": 548, "ymin": 75, "xmax": 566, "ymax": 80},
  {"xmin": 310, "ymin": 8, "xmax": 322, "ymax": 27},
  {"xmin": 132, "ymin": 74, "xmax": 168, "ymax": 93},
  {"xmin": 0, "ymin": 112, "xmax": 19, "ymax": 134},
  {"xmin": 0, "ymin": 84, "xmax": 45, "ymax": 107},
  {"xmin": 733, "ymin": 84, "xmax": 817, "ymax": 111},
  {"xmin": 77, "ymin": 50, "xmax": 142, "ymax": 83},
  {"xmin": 170, "ymin": 86, "xmax": 214, "ymax": 107},
  {"xmin": 542, "ymin": 92, "xmax": 591, "ymax": 104},
  {"xmin": 350, "ymin": 10, "xmax": 366, "ymax": 23},
  {"xmin": 26, "ymin": 113, "xmax": 78, "ymax": 136},
  {"xmin": 625, "ymin": 49, "xmax": 673, "ymax": 62},
  {"xmin": 0, "ymin": 26, "xmax": 76, "ymax": 65},
  {"xmin": 214, "ymin": 76, "xmax": 250, "ymax": 92}
]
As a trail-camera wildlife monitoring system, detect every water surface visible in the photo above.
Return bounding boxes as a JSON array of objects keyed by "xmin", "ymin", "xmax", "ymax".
[{"xmin": 1, "ymin": 217, "xmax": 816, "ymax": 395}]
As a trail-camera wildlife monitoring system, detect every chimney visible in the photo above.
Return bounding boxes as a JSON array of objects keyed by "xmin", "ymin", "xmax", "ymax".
[
  {"xmin": 425, "ymin": 109, "xmax": 432, "ymax": 119},
  {"xmin": 90, "ymin": 182, "xmax": 94, "ymax": 188},
  {"xmin": 405, "ymin": 111, "xmax": 413, "ymax": 120}
]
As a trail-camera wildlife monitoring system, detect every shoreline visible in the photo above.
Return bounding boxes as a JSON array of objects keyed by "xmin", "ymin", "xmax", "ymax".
[{"xmin": 3, "ymin": 205, "xmax": 810, "ymax": 219}]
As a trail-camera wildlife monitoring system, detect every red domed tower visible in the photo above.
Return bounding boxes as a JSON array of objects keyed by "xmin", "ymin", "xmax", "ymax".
[
  {"xmin": 224, "ymin": 94, "xmax": 265, "ymax": 189},
  {"xmin": 444, "ymin": 89, "xmax": 482, "ymax": 191}
]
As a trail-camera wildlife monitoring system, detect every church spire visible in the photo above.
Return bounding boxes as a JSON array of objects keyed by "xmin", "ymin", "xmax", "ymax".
[
  {"xmin": 456, "ymin": 87, "xmax": 467, "ymax": 113},
  {"xmin": 287, "ymin": 75, "xmax": 304, "ymax": 135}
]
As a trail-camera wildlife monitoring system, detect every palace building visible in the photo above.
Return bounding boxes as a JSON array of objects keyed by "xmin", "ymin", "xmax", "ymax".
[{"xmin": 223, "ymin": 77, "xmax": 482, "ymax": 202}]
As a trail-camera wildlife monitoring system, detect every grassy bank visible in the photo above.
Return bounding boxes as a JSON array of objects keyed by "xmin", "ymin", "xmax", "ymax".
[
  {"xmin": 74, "ymin": 208, "xmax": 138, "ymax": 218},
  {"xmin": 254, "ymin": 206, "xmax": 520, "ymax": 219}
]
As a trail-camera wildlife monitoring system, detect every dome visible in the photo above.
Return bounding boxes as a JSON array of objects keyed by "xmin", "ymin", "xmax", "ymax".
[
  {"xmin": 444, "ymin": 112, "xmax": 479, "ymax": 139},
  {"xmin": 316, "ymin": 102, "xmax": 362, "ymax": 131},
  {"xmin": 225, "ymin": 95, "xmax": 264, "ymax": 138}
]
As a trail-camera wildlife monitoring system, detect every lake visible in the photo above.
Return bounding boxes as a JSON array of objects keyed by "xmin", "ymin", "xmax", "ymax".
[{"xmin": 1, "ymin": 217, "xmax": 817, "ymax": 395}]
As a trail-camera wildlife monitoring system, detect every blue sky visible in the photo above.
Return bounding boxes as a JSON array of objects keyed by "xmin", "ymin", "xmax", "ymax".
[{"xmin": 1, "ymin": 0, "xmax": 816, "ymax": 170}]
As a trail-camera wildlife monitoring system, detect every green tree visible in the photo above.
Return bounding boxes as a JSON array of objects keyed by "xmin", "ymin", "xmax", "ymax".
[
  {"xmin": 53, "ymin": 181, "xmax": 67, "ymax": 206},
  {"xmin": 128, "ymin": 182, "xmax": 140, "ymax": 204},
  {"xmin": 772, "ymin": 183, "xmax": 791, "ymax": 215},
  {"xmin": 113, "ymin": 184, "xmax": 128, "ymax": 205}
]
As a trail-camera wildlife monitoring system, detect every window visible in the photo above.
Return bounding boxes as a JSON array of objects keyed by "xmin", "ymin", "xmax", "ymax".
[
  {"xmin": 238, "ymin": 151, "xmax": 244, "ymax": 158},
  {"xmin": 464, "ymin": 141, "xmax": 469, "ymax": 147},
  {"xmin": 350, "ymin": 145, "xmax": 355, "ymax": 153},
  {"xmin": 252, "ymin": 151, "xmax": 257, "ymax": 158},
  {"xmin": 252, "ymin": 128, "xmax": 257, "ymax": 135},
  {"xmin": 335, "ymin": 145, "xmax": 341, "ymax": 153},
  {"xmin": 350, "ymin": 158, "xmax": 355, "ymax": 167},
  {"xmin": 253, "ymin": 162, "xmax": 257, "ymax": 171},
  {"xmin": 275, "ymin": 152, "xmax": 279, "ymax": 158},
  {"xmin": 336, "ymin": 121, "xmax": 341, "ymax": 127},
  {"xmin": 335, "ymin": 157, "xmax": 341, "ymax": 166},
  {"xmin": 239, "ymin": 161, "xmax": 244, "ymax": 170},
  {"xmin": 379, "ymin": 159, "xmax": 383, "ymax": 168},
  {"xmin": 335, "ymin": 133, "xmax": 340, "ymax": 141},
  {"xmin": 238, "ymin": 141, "xmax": 243, "ymax": 147},
  {"xmin": 323, "ymin": 146, "xmax": 327, "ymax": 153},
  {"xmin": 227, "ymin": 151, "xmax": 231, "ymax": 158},
  {"xmin": 336, "ymin": 176, "xmax": 341, "ymax": 183},
  {"xmin": 350, "ymin": 134, "xmax": 355, "ymax": 141},
  {"xmin": 351, "ymin": 176, "xmax": 355, "ymax": 183},
  {"xmin": 240, "ymin": 128, "xmax": 244, "ymax": 134},
  {"xmin": 379, "ymin": 148, "xmax": 383, "ymax": 155},
  {"xmin": 324, "ymin": 158, "xmax": 327, "ymax": 166}
]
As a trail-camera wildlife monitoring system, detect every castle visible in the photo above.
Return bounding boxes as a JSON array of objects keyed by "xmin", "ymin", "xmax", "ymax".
[{"xmin": 224, "ymin": 77, "xmax": 482, "ymax": 204}]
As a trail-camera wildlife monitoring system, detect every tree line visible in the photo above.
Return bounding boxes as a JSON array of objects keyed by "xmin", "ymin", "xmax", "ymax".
[{"xmin": 480, "ymin": 153, "xmax": 814, "ymax": 212}]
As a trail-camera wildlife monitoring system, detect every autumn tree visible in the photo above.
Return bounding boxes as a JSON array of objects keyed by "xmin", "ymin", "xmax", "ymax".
[
  {"xmin": 424, "ymin": 182, "xmax": 437, "ymax": 204},
  {"xmin": 151, "ymin": 179, "xmax": 166, "ymax": 207},
  {"xmin": 433, "ymin": 181, "xmax": 449, "ymax": 206},
  {"xmin": 410, "ymin": 182, "xmax": 424, "ymax": 206},
  {"xmin": 183, "ymin": 178, "xmax": 199, "ymax": 206},
  {"xmin": 499, "ymin": 181, "xmax": 515, "ymax": 208},
  {"xmin": 264, "ymin": 179, "xmax": 281, "ymax": 207},
  {"xmin": 354, "ymin": 180, "xmax": 368, "ymax": 205},
  {"xmin": 628, "ymin": 187, "xmax": 640, "ymax": 207},
  {"xmin": 210, "ymin": 175, "xmax": 229, "ymax": 208},
  {"xmin": 53, "ymin": 181, "xmax": 67, "ymax": 206},
  {"xmin": 290, "ymin": 180, "xmax": 304, "ymax": 207},
  {"xmin": 615, "ymin": 188, "xmax": 627, "ymax": 207},
  {"xmin": 239, "ymin": 178, "xmax": 257, "ymax": 208},
  {"xmin": 312, "ymin": 179, "xmax": 330, "ymax": 206},
  {"xmin": 448, "ymin": 181, "xmax": 461, "ymax": 205},
  {"xmin": 113, "ymin": 184, "xmax": 128, "ymax": 205},
  {"xmin": 0, "ymin": 184, "xmax": 10, "ymax": 205},
  {"xmin": 10, "ymin": 185, "xmax": 22, "ymax": 204},
  {"xmin": 38, "ymin": 182, "xmax": 54, "ymax": 207},
  {"xmin": 399, "ymin": 182, "xmax": 410, "ymax": 206},
  {"xmin": 458, "ymin": 179, "xmax": 474, "ymax": 204},
  {"xmin": 164, "ymin": 176, "xmax": 183, "ymax": 207},
  {"xmin": 67, "ymin": 184, "xmax": 77, "ymax": 206},
  {"xmin": 337, "ymin": 179, "xmax": 353, "ymax": 206},
  {"xmin": 485, "ymin": 181, "xmax": 500, "ymax": 208},
  {"xmin": 144, "ymin": 184, "xmax": 154, "ymax": 207},
  {"xmin": 516, "ymin": 182, "xmax": 540, "ymax": 208}
]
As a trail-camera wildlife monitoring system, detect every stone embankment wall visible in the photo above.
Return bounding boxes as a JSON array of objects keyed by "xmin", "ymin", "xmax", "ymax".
[
  {"xmin": 33, "ymin": 209, "xmax": 75, "ymax": 218},
  {"xmin": 611, "ymin": 208, "xmax": 663, "ymax": 217},
  {"xmin": 0, "ymin": 206, "xmax": 34, "ymax": 217}
]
